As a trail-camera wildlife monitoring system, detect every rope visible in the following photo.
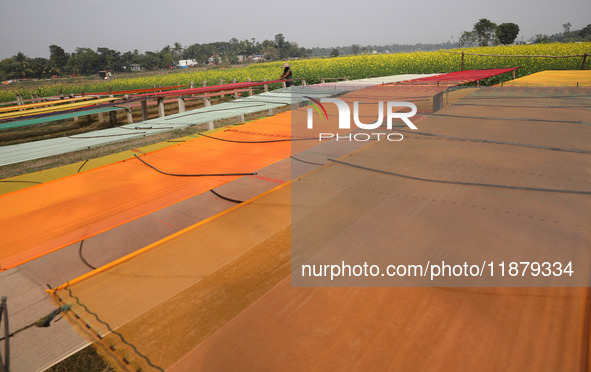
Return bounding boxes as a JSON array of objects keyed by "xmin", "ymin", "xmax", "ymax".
[
  {"xmin": 77, "ymin": 160, "xmax": 89, "ymax": 173},
  {"xmin": 290, "ymin": 155, "xmax": 327, "ymax": 166},
  {"xmin": 78, "ymin": 240, "xmax": 97, "ymax": 270},
  {"xmin": 0, "ymin": 180, "xmax": 42, "ymax": 184},
  {"xmin": 209, "ymin": 189, "xmax": 244, "ymax": 203},
  {"xmin": 443, "ymin": 50, "xmax": 587, "ymax": 58},
  {"xmin": 198, "ymin": 132, "xmax": 315, "ymax": 143},
  {"xmin": 398, "ymin": 129, "xmax": 591, "ymax": 154},
  {"xmin": 58, "ymin": 287, "xmax": 164, "ymax": 372},
  {"xmin": 328, "ymin": 158, "xmax": 591, "ymax": 195},
  {"xmin": 68, "ymin": 132, "xmax": 146, "ymax": 139},
  {"xmin": 133, "ymin": 154, "xmax": 256, "ymax": 177},
  {"xmin": 428, "ymin": 112, "xmax": 588, "ymax": 125},
  {"xmin": 452, "ymin": 103, "xmax": 591, "ymax": 109},
  {"xmin": 0, "ymin": 305, "xmax": 71, "ymax": 342}
]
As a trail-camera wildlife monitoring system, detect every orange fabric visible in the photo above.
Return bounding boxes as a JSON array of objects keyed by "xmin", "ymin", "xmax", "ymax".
[{"xmin": 0, "ymin": 111, "xmax": 292, "ymax": 270}]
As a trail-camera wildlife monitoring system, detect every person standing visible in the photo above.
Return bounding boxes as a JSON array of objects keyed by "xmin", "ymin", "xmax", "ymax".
[{"xmin": 280, "ymin": 63, "xmax": 293, "ymax": 87}]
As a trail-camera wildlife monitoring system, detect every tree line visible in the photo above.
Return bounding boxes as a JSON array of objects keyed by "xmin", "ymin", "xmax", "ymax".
[
  {"xmin": 0, "ymin": 33, "xmax": 309, "ymax": 80},
  {"xmin": 459, "ymin": 19, "xmax": 591, "ymax": 47}
]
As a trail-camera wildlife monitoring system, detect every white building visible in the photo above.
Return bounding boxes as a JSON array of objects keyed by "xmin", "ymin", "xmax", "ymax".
[{"xmin": 177, "ymin": 59, "xmax": 199, "ymax": 68}]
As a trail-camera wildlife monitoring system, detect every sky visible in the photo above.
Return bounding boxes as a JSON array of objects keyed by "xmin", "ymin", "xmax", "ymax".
[{"xmin": 0, "ymin": 0, "xmax": 589, "ymax": 59}]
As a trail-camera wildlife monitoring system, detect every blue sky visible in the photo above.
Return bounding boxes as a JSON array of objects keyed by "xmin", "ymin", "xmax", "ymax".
[{"xmin": 0, "ymin": 0, "xmax": 589, "ymax": 59}]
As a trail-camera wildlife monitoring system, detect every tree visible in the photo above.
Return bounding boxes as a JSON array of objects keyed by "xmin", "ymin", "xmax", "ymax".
[
  {"xmin": 458, "ymin": 31, "xmax": 477, "ymax": 47},
  {"xmin": 97, "ymin": 47, "xmax": 123, "ymax": 71},
  {"xmin": 351, "ymin": 45, "xmax": 360, "ymax": 55},
  {"xmin": 532, "ymin": 34, "xmax": 550, "ymax": 44},
  {"xmin": 497, "ymin": 23, "xmax": 520, "ymax": 45},
  {"xmin": 173, "ymin": 42, "xmax": 183, "ymax": 61},
  {"xmin": 263, "ymin": 46, "xmax": 279, "ymax": 61},
  {"xmin": 68, "ymin": 48, "xmax": 100, "ymax": 74},
  {"xmin": 0, "ymin": 58, "xmax": 22, "ymax": 80},
  {"xmin": 579, "ymin": 24, "xmax": 591, "ymax": 39},
  {"xmin": 49, "ymin": 45, "xmax": 68, "ymax": 74},
  {"xmin": 330, "ymin": 48, "xmax": 339, "ymax": 58},
  {"xmin": 473, "ymin": 18, "xmax": 498, "ymax": 46},
  {"xmin": 274, "ymin": 33, "xmax": 287, "ymax": 58},
  {"xmin": 14, "ymin": 52, "xmax": 30, "ymax": 78}
]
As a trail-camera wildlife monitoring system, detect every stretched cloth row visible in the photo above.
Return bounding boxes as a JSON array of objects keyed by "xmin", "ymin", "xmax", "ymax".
[
  {"xmin": 392, "ymin": 67, "xmax": 519, "ymax": 86},
  {"xmin": 0, "ymin": 96, "xmax": 120, "ymax": 121},
  {"xmin": 502, "ymin": 70, "xmax": 591, "ymax": 86},
  {"xmin": 0, "ymin": 96, "xmax": 97, "ymax": 113}
]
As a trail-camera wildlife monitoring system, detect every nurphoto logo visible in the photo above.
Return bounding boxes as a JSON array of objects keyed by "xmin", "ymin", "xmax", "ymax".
[{"xmin": 305, "ymin": 96, "xmax": 418, "ymax": 142}]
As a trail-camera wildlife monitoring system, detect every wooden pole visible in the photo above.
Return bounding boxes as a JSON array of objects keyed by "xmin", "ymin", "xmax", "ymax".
[
  {"xmin": 204, "ymin": 97, "xmax": 214, "ymax": 130},
  {"xmin": 582, "ymin": 53, "xmax": 588, "ymax": 70},
  {"xmin": 140, "ymin": 100, "xmax": 149, "ymax": 121},
  {"xmin": 2, "ymin": 297, "xmax": 10, "ymax": 372},
  {"xmin": 178, "ymin": 97, "xmax": 186, "ymax": 113},
  {"xmin": 157, "ymin": 97, "xmax": 165, "ymax": 117},
  {"xmin": 263, "ymin": 78, "xmax": 269, "ymax": 92},
  {"xmin": 125, "ymin": 94, "xmax": 133, "ymax": 123},
  {"xmin": 461, "ymin": 51, "xmax": 465, "ymax": 71},
  {"xmin": 109, "ymin": 110, "xmax": 117, "ymax": 125}
]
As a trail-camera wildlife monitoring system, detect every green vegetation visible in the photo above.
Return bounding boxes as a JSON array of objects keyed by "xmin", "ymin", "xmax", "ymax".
[{"xmin": 1, "ymin": 42, "xmax": 589, "ymax": 103}]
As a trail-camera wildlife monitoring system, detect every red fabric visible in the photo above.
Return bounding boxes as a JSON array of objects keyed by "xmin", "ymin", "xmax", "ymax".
[{"xmin": 395, "ymin": 68, "xmax": 519, "ymax": 86}]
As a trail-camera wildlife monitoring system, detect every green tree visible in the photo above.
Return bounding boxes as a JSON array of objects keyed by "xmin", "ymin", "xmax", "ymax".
[
  {"xmin": 473, "ymin": 18, "xmax": 498, "ymax": 46},
  {"xmin": 532, "ymin": 34, "xmax": 550, "ymax": 43},
  {"xmin": 458, "ymin": 31, "xmax": 477, "ymax": 47},
  {"xmin": 14, "ymin": 52, "xmax": 29, "ymax": 78},
  {"xmin": 275, "ymin": 33, "xmax": 287, "ymax": 58},
  {"xmin": 68, "ymin": 48, "xmax": 101, "ymax": 74},
  {"xmin": 49, "ymin": 45, "xmax": 68, "ymax": 74},
  {"xmin": 330, "ymin": 48, "xmax": 339, "ymax": 57},
  {"xmin": 351, "ymin": 45, "xmax": 360, "ymax": 55},
  {"xmin": 579, "ymin": 24, "xmax": 591, "ymax": 39},
  {"xmin": 0, "ymin": 58, "xmax": 22, "ymax": 80},
  {"xmin": 497, "ymin": 23, "xmax": 520, "ymax": 45},
  {"xmin": 173, "ymin": 42, "xmax": 183, "ymax": 61},
  {"xmin": 97, "ymin": 47, "xmax": 123, "ymax": 71}
]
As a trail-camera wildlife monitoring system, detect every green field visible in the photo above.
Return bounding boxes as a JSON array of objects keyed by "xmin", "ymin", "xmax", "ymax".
[{"xmin": 1, "ymin": 42, "xmax": 589, "ymax": 103}]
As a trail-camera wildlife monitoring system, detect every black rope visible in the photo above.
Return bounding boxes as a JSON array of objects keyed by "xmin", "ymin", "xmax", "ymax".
[
  {"xmin": 59, "ymin": 287, "xmax": 164, "ymax": 372},
  {"xmin": 68, "ymin": 132, "xmax": 145, "ymax": 139},
  {"xmin": 462, "ymin": 94, "xmax": 591, "ymax": 100},
  {"xmin": 78, "ymin": 240, "xmax": 97, "ymax": 270},
  {"xmin": 77, "ymin": 160, "xmax": 89, "ymax": 173},
  {"xmin": 120, "ymin": 126, "xmax": 174, "ymax": 130},
  {"xmin": 328, "ymin": 158, "xmax": 591, "ymax": 195},
  {"xmin": 428, "ymin": 112, "xmax": 588, "ymax": 125},
  {"xmin": 398, "ymin": 129, "xmax": 591, "ymax": 154},
  {"xmin": 133, "ymin": 154, "xmax": 256, "ymax": 177},
  {"xmin": 210, "ymin": 189, "xmax": 244, "ymax": 203},
  {"xmin": 290, "ymin": 155, "xmax": 327, "ymax": 166},
  {"xmin": 198, "ymin": 132, "xmax": 315, "ymax": 143},
  {"xmin": 452, "ymin": 102, "xmax": 591, "ymax": 109},
  {"xmin": 0, "ymin": 180, "xmax": 42, "ymax": 184}
]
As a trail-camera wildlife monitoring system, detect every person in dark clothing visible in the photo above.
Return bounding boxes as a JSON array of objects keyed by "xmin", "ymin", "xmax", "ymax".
[{"xmin": 280, "ymin": 63, "xmax": 293, "ymax": 87}]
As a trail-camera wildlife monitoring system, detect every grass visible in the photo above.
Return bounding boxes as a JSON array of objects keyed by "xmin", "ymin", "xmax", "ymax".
[{"xmin": 45, "ymin": 345, "xmax": 115, "ymax": 372}]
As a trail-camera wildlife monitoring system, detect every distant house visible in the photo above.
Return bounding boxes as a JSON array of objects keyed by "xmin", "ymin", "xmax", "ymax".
[
  {"xmin": 130, "ymin": 64, "xmax": 141, "ymax": 72},
  {"xmin": 177, "ymin": 59, "xmax": 198, "ymax": 68},
  {"xmin": 252, "ymin": 54, "xmax": 266, "ymax": 62}
]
